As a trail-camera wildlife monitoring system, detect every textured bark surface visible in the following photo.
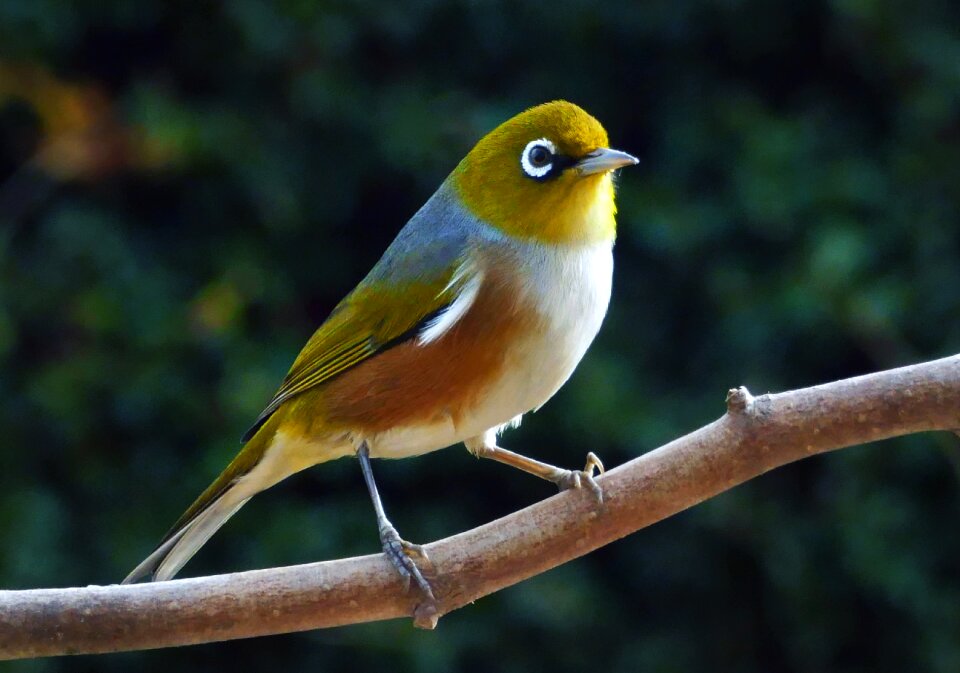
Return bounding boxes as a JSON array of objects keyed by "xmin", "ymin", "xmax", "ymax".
[{"xmin": 1, "ymin": 354, "xmax": 958, "ymax": 659}]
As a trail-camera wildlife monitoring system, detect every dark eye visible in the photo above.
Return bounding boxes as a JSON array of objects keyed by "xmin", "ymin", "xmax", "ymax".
[
  {"xmin": 529, "ymin": 146, "xmax": 550, "ymax": 166},
  {"xmin": 521, "ymin": 138, "xmax": 557, "ymax": 179}
]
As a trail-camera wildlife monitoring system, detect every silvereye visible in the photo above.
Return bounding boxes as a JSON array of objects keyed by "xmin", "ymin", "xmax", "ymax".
[{"xmin": 124, "ymin": 100, "xmax": 637, "ymax": 603}]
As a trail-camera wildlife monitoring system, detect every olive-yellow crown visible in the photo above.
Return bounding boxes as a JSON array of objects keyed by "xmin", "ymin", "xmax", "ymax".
[{"xmin": 451, "ymin": 100, "xmax": 635, "ymax": 245}]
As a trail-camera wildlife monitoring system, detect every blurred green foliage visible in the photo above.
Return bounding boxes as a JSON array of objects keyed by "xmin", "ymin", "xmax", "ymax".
[{"xmin": 1, "ymin": 1, "xmax": 959, "ymax": 671}]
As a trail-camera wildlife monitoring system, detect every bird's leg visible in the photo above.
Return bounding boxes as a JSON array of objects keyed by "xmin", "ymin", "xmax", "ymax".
[
  {"xmin": 357, "ymin": 442, "xmax": 436, "ymax": 603},
  {"xmin": 465, "ymin": 435, "xmax": 605, "ymax": 503}
]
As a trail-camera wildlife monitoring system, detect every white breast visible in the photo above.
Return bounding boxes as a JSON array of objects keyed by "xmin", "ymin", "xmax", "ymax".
[{"xmin": 497, "ymin": 240, "xmax": 614, "ymax": 414}]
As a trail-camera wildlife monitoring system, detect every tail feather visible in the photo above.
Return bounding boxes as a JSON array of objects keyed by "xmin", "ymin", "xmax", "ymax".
[
  {"xmin": 124, "ymin": 416, "xmax": 282, "ymax": 584},
  {"xmin": 122, "ymin": 486, "xmax": 251, "ymax": 583}
]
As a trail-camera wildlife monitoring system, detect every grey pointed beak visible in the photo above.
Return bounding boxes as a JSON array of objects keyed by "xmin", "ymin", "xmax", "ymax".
[{"xmin": 574, "ymin": 148, "xmax": 639, "ymax": 176}]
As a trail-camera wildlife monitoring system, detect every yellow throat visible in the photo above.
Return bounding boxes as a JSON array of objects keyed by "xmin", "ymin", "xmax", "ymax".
[{"xmin": 451, "ymin": 100, "xmax": 623, "ymax": 246}]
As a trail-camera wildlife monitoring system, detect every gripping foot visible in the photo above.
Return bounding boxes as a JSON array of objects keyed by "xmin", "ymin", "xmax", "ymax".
[
  {"xmin": 551, "ymin": 451, "xmax": 605, "ymax": 503},
  {"xmin": 379, "ymin": 522, "xmax": 435, "ymax": 602}
]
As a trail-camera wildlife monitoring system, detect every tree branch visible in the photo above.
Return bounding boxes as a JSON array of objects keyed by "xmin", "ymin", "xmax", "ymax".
[{"xmin": 2, "ymin": 354, "xmax": 958, "ymax": 659}]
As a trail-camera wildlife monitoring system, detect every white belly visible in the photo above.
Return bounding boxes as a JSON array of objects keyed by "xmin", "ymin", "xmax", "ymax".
[{"xmin": 368, "ymin": 240, "xmax": 613, "ymax": 458}]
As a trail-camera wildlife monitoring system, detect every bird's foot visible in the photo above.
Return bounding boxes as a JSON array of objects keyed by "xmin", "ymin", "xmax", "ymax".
[
  {"xmin": 379, "ymin": 523, "xmax": 436, "ymax": 605},
  {"xmin": 551, "ymin": 451, "xmax": 605, "ymax": 504}
]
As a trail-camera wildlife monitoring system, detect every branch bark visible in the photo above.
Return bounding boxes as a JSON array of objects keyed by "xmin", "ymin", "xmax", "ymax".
[{"xmin": 2, "ymin": 354, "xmax": 958, "ymax": 659}]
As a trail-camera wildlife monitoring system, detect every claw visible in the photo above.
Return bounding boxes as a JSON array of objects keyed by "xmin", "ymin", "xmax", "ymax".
[{"xmin": 553, "ymin": 451, "xmax": 605, "ymax": 504}]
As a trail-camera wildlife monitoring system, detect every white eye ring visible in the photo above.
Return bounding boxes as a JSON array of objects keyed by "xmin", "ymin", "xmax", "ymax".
[{"xmin": 520, "ymin": 138, "xmax": 556, "ymax": 178}]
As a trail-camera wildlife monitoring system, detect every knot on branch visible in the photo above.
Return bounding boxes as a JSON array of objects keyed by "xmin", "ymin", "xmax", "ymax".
[
  {"xmin": 413, "ymin": 600, "xmax": 440, "ymax": 630},
  {"xmin": 725, "ymin": 386, "xmax": 755, "ymax": 414}
]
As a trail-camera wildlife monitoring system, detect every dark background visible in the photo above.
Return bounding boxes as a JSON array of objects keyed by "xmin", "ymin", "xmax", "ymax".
[{"xmin": 2, "ymin": 1, "xmax": 959, "ymax": 671}]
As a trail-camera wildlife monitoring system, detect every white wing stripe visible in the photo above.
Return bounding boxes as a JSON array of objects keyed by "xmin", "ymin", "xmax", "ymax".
[{"xmin": 418, "ymin": 267, "xmax": 484, "ymax": 346}]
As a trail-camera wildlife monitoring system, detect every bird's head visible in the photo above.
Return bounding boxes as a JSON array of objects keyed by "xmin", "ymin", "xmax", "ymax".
[{"xmin": 451, "ymin": 100, "xmax": 637, "ymax": 245}]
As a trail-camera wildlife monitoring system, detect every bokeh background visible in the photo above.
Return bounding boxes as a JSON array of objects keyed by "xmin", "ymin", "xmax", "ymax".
[{"xmin": 2, "ymin": 1, "xmax": 959, "ymax": 671}]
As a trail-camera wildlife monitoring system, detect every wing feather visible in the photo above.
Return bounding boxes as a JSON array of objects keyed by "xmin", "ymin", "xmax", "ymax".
[{"xmin": 241, "ymin": 256, "xmax": 479, "ymax": 442}]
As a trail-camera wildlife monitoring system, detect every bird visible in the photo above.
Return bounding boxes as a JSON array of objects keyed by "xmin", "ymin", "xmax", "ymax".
[{"xmin": 123, "ymin": 100, "xmax": 638, "ymax": 604}]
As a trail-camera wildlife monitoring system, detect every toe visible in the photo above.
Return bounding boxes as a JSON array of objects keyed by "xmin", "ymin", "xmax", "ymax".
[
  {"xmin": 399, "ymin": 540, "xmax": 430, "ymax": 563},
  {"xmin": 585, "ymin": 451, "xmax": 605, "ymax": 474},
  {"xmin": 584, "ymin": 472, "xmax": 604, "ymax": 504}
]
